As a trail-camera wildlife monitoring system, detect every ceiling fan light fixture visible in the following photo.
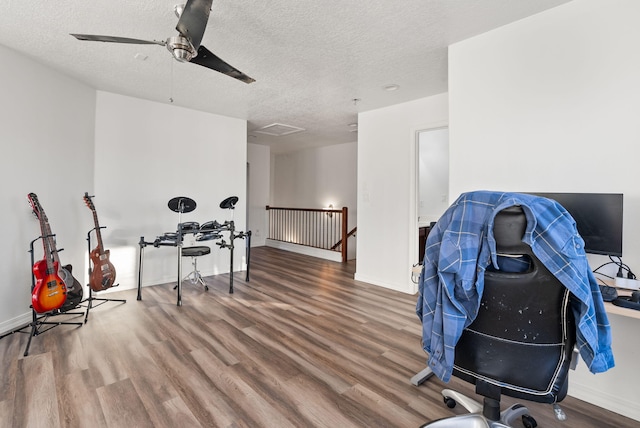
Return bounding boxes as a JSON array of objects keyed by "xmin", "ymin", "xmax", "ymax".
[
  {"xmin": 173, "ymin": 48, "xmax": 195, "ymax": 62},
  {"xmin": 166, "ymin": 35, "xmax": 196, "ymax": 62}
]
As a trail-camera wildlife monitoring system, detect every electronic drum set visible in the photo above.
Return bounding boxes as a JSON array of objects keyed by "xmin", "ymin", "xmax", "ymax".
[{"xmin": 137, "ymin": 196, "xmax": 251, "ymax": 306}]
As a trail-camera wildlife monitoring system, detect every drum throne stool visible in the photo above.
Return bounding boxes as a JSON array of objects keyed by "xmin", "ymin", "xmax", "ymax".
[{"xmin": 181, "ymin": 245, "xmax": 211, "ymax": 290}]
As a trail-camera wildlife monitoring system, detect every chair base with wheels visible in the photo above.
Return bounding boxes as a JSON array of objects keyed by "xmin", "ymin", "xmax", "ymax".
[
  {"xmin": 422, "ymin": 386, "xmax": 540, "ymax": 428},
  {"xmin": 181, "ymin": 246, "xmax": 211, "ymax": 290}
]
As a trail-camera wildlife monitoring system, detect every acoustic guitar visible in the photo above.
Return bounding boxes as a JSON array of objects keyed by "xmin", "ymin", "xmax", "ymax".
[
  {"xmin": 27, "ymin": 193, "xmax": 67, "ymax": 313},
  {"xmin": 83, "ymin": 193, "xmax": 117, "ymax": 291},
  {"xmin": 27, "ymin": 193, "xmax": 83, "ymax": 313}
]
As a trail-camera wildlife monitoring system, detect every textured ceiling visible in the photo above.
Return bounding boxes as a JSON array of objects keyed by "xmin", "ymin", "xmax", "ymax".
[{"xmin": 0, "ymin": 0, "xmax": 570, "ymax": 153}]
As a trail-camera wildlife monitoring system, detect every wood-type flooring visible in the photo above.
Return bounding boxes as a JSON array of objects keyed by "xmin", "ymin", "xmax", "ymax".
[{"xmin": 0, "ymin": 247, "xmax": 636, "ymax": 427}]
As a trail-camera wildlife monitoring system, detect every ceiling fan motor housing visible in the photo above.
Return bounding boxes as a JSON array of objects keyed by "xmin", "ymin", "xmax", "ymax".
[{"xmin": 167, "ymin": 35, "xmax": 196, "ymax": 62}]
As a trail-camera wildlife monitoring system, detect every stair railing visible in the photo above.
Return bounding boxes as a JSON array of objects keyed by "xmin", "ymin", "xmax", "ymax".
[{"xmin": 266, "ymin": 206, "xmax": 349, "ymax": 262}]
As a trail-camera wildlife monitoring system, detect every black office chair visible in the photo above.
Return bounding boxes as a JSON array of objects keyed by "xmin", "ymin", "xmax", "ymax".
[{"xmin": 421, "ymin": 206, "xmax": 577, "ymax": 428}]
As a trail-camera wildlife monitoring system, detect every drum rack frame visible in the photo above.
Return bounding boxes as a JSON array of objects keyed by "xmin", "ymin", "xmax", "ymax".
[
  {"xmin": 0, "ymin": 235, "xmax": 83, "ymax": 356},
  {"xmin": 136, "ymin": 220, "xmax": 251, "ymax": 306},
  {"xmin": 82, "ymin": 227, "xmax": 126, "ymax": 323}
]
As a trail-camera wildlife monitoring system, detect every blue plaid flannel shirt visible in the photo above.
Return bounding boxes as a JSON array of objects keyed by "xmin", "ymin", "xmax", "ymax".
[{"xmin": 416, "ymin": 191, "xmax": 615, "ymax": 382}]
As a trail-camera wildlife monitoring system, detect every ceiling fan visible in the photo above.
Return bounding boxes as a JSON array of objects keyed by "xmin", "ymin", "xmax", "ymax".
[{"xmin": 70, "ymin": 0, "xmax": 255, "ymax": 84}]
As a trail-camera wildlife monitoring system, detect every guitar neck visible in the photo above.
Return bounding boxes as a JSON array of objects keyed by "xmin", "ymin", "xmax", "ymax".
[
  {"xmin": 91, "ymin": 209, "xmax": 105, "ymax": 254},
  {"xmin": 38, "ymin": 211, "xmax": 58, "ymax": 274}
]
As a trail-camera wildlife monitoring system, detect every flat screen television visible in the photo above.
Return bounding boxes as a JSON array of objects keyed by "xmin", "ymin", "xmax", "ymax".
[{"xmin": 528, "ymin": 192, "xmax": 623, "ymax": 257}]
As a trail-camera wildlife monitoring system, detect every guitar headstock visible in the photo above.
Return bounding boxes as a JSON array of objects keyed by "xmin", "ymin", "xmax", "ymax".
[
  {"xmin": 83, "ymin": 192, "xmax": 96, "ymax": 212},
  {"xmin": 27, "ymin": 192, "xmax": 44, "ymax": 220}
]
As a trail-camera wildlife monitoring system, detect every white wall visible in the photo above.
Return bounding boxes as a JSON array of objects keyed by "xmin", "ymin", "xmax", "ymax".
[
  {"xmin": 94, "ymin": 92, "xmax": 247, "ymax": 291},
  {"xmin": 0, "ymin": 44, "xmax": 96, "ymax": 332},
  {"xmin": 272, "ymin": 142, "xmax": 357, "ymax": 209},
  {"xmin": 449, "ymin": 0, "xmax": 640, "ymax": 420},
  {"xmin": 271, "ymin": 142, "xmax": 358, "ymax": 259},
  {"xmin": 356, "ymin": 94, "xmax": 448, "ymax": 293},
  {"xmin": 247, "ymin": 143, "xmax": 271, "ymax": 246}
]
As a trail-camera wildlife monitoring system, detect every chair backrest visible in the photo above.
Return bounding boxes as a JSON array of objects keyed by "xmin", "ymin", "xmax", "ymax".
[{"xmin": 452, "ymin": 206, "xmax": 576, "ymax": 404}]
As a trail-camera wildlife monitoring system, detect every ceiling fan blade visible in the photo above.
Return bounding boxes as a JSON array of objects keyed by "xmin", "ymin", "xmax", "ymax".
[
  {"xmin": 70, "ymin": 34, "xmax": 166, "ymax": 46},
  {"xmin": 190, "ymin": 45, "xmax": 255, "ymax": 84},
  {"xmin": 176, "ymin": 0, "xmax": 213, "ymax": 51}
]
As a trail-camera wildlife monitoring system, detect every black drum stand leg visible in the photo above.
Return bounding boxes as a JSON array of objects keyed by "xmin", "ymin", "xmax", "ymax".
[
  {"xmin": 245, "ymin": 230, "xmax": 251, "ymax": 282},
  {"xmin": 137, "ymin": 237, "xmax": 146, "ymax": 301},
  {"xmin": 229, "ymin": 225, "xmax": 234, "ymax": 294}
]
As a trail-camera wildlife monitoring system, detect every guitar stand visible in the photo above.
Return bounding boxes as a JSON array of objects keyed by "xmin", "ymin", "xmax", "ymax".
[
  {"xmin": 82, "ymin": 227, "xmax": 126, "ymax": 323},
  {"xmin": 0, "ymin": 236, "xmax": 83, "ymax": 357}
]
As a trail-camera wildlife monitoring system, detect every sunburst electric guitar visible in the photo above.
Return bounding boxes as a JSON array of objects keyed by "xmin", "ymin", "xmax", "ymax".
[
  {"xmin": 27, "ymin": 193, "xmax": 83, "ymax": 313},
  {"xmin": 83, "ymin": 193, "xmax": 117, "ymax": 291},
  {"xmin": 27, "ymin": 193, "xmax": 68, "ymax": 313}
]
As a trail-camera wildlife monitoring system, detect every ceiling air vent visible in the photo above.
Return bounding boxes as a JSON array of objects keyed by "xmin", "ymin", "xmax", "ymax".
[{"xmin": 254, "ymin": 123, "xmax": 306, "ymax": 136}]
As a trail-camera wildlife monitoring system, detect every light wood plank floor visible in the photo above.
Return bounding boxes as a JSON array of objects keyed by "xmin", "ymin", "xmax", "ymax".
[{"xmin": 0, "ymin": 247, "xmax": 636, "ymax": 427}]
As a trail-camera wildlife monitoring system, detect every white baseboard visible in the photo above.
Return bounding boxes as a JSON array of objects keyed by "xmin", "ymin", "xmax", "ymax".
[
  {"xmin": 353, "ymin": 273, "xmax": 416, "ymax": 295},
  {"xmin": 0, "ymin": 312, "xmax": 32, "ymax": 336},
  {"xmin": 265, "ymin": 239, "xmax": 342, "ymax": 262},
  {"xmin": 250, "ymin": 237, "xmax": 267, "ymax": 247},
  {"xmin": 569, "ymin": 380, "xmax": 640, "ymax": 422}
]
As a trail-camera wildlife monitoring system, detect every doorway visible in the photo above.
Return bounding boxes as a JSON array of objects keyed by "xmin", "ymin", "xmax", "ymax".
[{"xmin": 417, "ymin": 127, "xmax": 449, "ymax": 259}]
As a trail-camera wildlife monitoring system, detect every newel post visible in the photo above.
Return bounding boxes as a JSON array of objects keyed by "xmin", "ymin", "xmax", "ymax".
[{"xmin": 342, "ymin": 207, "xmax": 348, "ymax": 262}]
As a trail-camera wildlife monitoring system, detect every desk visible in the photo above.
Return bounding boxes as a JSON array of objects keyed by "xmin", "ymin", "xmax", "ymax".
[
  {"xmin": 598, "ymin": 278, "xmax": 640, "ymax": 320},
  {"xmin": 605, "ymin": 300, "xmax": 640, "ymax": 320}
]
